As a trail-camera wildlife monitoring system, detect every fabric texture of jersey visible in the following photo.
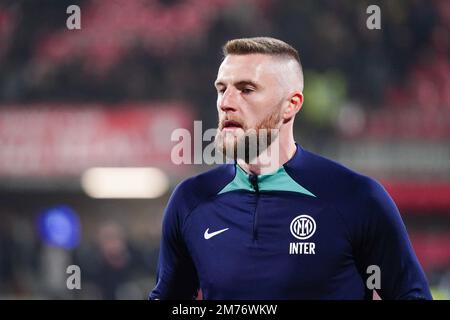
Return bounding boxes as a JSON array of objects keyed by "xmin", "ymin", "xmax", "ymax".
[{"xmin": 149, "ymin": 144, "xmax": 432, "ymax": 300}]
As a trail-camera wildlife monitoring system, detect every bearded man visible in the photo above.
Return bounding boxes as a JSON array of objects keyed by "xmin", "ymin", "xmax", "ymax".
[{"xmin": 150, "ymin": 37, "xmax": 431, "ymax": 300}]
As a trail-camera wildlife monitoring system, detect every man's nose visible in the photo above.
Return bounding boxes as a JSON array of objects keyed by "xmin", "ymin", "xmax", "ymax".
[{"xmin": 219, "ymin": 88, "xmax": 238, "ymax": 113}]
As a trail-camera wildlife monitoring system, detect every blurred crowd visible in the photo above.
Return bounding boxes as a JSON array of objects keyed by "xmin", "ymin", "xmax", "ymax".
[
  {"xmin": 0, "ymin": 0, "xmax": 449, "ymax": 299},
  {"xmin": 0, "ymin": 0, "xmax": 448, "ymax": 137}
]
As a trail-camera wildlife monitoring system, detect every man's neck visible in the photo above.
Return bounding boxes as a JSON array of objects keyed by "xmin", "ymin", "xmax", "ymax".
[{"xmin": 237, "ymin": 137, "xmax": 297, "ymax": 175}]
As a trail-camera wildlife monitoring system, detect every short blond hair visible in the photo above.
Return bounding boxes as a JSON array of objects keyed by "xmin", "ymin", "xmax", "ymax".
[
  {"xmin": 223, "ymin": 37, "xmax": 301, "ymax": 66},
  {"xmin": 223, "ymin": 37, "xmax": 303, "ymax": 91}
]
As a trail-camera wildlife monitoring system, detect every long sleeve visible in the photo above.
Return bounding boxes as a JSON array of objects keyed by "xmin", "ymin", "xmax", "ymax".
[
  {"xmin": 351, "ymin": 178, "xmax": 432, "ymax": 300},
  {"xmin": 149, "ymin": 185, "xmax": 199, "ymax": 300}
]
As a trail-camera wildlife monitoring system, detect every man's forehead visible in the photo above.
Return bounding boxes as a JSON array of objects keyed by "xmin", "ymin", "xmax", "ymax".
[{"xmin": 216, "ymin": 54, "xmax": 279, "ymax": 83}]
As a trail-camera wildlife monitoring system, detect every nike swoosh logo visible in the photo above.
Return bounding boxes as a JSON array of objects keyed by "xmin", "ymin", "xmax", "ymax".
[{"xmin": 204, "ymin": 228, "xmax": 229, "ymax": 240}]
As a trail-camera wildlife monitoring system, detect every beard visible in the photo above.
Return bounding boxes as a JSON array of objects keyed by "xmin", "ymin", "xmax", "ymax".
[{"xmin": 215, "ymin": 107, "xmax": 282, "ymax": 163}]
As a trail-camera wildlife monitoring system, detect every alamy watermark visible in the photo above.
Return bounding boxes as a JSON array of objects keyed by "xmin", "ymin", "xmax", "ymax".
[
  {"xmin": 66, "ymin": 5, "xmax": 81, "ymax": 30},
  {"xmin": 66, "ymin": 264, "xmax": 81, "ymax": 290},
  {"xmin": 366, "ymin": 264, "xmax": 381, "ymax": 290},
  {"xmin": 65, "ymin": 4, "xmax": 380, "ymax": 31},
  {"xmin": 170, "ymin": 121, "xmax": 280, "ymax": 168},
  {"xmin": 366, "ymin": 5, "xmax": 381, "ymax": 30}
]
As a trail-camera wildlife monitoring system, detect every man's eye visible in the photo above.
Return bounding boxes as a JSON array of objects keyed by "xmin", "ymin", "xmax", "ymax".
[
  {"xmin": 217, "ymin": 88, "xmax": 225, "ymax": 94},
  {"xmin": 242, "ymin": 88, "xmax": 253, "ymax": 94}
]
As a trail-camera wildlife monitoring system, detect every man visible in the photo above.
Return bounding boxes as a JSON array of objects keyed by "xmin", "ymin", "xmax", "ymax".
[{"xmin": 150, "ymin": 37, "xmax": 432, "ymax": 299}]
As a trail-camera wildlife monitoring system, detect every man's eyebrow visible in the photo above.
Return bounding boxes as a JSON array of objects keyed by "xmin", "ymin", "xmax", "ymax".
[
  {"xmin": 214, "ymin": 80, "xmax": 259, "ymax": 88},
  {"xmin": 235, "ymin": 80, "xmax": 258, "ymax": 88},
  {"xmin": 214, "ymin": 81, "xmax": 225, "ymax": 87}
]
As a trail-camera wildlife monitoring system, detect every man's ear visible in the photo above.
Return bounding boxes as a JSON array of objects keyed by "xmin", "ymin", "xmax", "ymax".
[{"xmin": 283, "ymin": 92, "xmax": 303, "ymax": 122}]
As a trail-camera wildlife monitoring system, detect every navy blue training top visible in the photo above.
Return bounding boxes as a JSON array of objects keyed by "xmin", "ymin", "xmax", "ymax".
[{"xmin": 150, "ymin": 144, "xmax": 432, "ymax": 300}]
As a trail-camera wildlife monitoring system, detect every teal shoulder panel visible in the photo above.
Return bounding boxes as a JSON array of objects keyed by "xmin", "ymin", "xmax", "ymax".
[
  {"xmin": 259, "ymin": 166, "xmax": 316, "ymax": 197},
  {"xmin": 218, "ymin": 165, "xmax": 315, "ymax": 197},
  {"xmin": 218, "ymin": 165, "xmax": 253, "ymax": 194}
]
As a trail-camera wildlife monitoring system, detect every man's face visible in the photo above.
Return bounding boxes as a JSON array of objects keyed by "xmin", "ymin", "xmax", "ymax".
[{"xmin": 214, "ymin": 54, "xmax": 287, "ymax": 160}]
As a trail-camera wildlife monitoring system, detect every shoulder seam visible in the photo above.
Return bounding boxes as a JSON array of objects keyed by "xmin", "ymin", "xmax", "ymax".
[
  {"xmin": 177, "ymin": 166, "xmax": 236, "ymax": 237},
  {"xmin": 180, "ymin": 192, "xmax": 225, "ymax": 237}
]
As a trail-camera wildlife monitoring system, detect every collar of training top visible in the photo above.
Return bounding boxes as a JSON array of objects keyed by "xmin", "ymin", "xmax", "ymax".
[{"xmin": 218, "ymin": 144, "xmax": 315, "ymax": 197}]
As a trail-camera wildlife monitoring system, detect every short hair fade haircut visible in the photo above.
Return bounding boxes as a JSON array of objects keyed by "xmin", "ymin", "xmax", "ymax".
[
  {"xmin": 223, "ymin": 37, "xmax": 301, "ymax": 67},
  {"xmin": 222, "ymin": 37, "xmax": 304, "ymax": 91}
]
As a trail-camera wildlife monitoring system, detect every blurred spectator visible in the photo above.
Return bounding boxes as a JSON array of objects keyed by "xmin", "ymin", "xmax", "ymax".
[{"xmin": 80, "ymin": 221, "xmax": 146, "ymax": 300}]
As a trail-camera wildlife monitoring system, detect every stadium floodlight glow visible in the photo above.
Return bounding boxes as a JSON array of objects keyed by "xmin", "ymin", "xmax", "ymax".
[{"xmin": 81, "ymin": 167, "xmax": 169, "ymax": 199}]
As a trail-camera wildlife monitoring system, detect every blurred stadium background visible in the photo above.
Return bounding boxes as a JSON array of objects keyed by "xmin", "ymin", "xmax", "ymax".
[{"xmin": 0, "ymin": 0, "xmax": 449, "ymax": 299}]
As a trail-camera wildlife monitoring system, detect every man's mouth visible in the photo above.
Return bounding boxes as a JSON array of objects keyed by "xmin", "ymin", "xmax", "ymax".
[{"xmin": 222, "ymin": 120, "xmax": 243, "ymax": 130}]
